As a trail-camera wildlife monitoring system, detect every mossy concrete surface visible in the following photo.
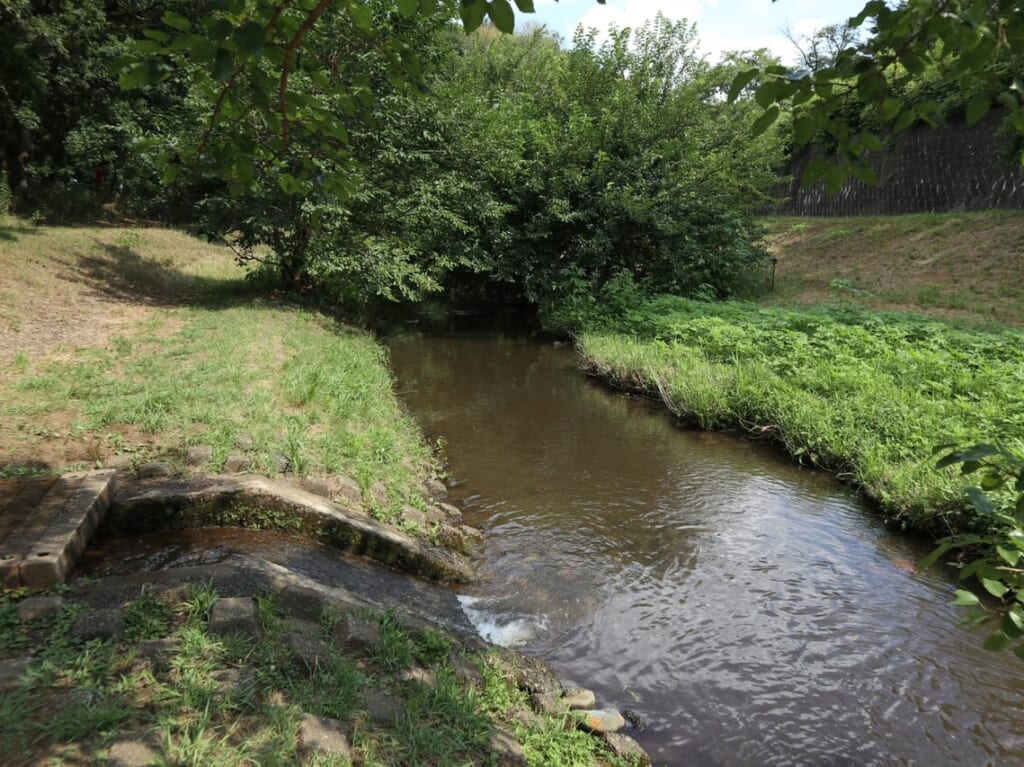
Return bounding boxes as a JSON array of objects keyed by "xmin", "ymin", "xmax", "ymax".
[{"xmin": 108, "ymin": 474, "xmax": 475, "ymax": 583}]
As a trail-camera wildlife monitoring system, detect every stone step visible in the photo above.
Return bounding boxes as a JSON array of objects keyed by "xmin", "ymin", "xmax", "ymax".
[{"xmin": 0, "ymin": 470, "xmax": 117, "ymax": 589}]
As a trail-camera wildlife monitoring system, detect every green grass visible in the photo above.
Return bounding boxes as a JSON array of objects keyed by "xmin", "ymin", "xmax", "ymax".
[
  {"xmin": 760, "ymin": 211, "xmax": 1024, "ymax": 326},
  {"xmin": 0, "ymin": 226, "xmax": 434, "ymax": 520},
  {"xmin": 0, "ymin": 586, "xmax": 633, "ymax": 767},
  {"xmin": 578, "ymin": 296, "xmax": 1024, "ymax": 535}
]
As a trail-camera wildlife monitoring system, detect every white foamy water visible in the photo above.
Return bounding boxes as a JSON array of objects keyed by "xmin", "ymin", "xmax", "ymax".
[{"xmin": 458, "ymin": 595, "xmax": 547, "ymax": 647}]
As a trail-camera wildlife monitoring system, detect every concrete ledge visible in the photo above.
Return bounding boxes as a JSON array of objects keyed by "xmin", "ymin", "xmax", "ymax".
[
  {"xmin": 108, "ymin": 475, "xmax": 474, "ymax": 583},
  {"xmin": 0, "ymin": 471, "xmax": 117, "ymax": 589}
]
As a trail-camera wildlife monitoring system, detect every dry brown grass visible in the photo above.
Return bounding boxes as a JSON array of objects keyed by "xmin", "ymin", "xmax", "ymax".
[
  {"xmin": 0, "ymin": 219, "xmax": 248, "ymax": 472},
  {"xmin": 760, "ymin": 210, "xmax": 1024, "ymax": 326},
  {"xmin": 0, "ymin": 220, "xmax": 243, "ymax": 367}
]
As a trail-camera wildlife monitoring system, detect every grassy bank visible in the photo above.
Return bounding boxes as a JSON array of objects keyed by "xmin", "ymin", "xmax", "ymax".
[
  {"xmin": 578, "ymin": 296, "xmax": 1024, "ymax": 535},
  {"xmin": 0, "ymin": 219, "xmax": 432, "ymax": 523},
  {"xmin": 0, "ymin": 584, "xmax": 626, "ymax": 766},
  {"xmin": 760, "ymin": 211, "xmax": 1024, "ymax": 327}
]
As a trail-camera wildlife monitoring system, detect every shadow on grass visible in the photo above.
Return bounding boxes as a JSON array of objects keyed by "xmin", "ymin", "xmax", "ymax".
[
  {"xmin": 75, "ymin": 241, "xmax": 268, "ymax": 310},
  {"xmin": 0, "ymin": 219, "xmax": 43, "ymax": 243}
]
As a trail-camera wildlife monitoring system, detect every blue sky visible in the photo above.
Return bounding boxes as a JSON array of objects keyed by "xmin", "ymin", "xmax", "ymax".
[{"xmin": 523, "ymin": 0, "xmax": 870, "ymax": 62}]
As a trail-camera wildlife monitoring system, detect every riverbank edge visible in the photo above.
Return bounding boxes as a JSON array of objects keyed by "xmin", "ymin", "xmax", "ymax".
[
  {"xmin": 575, "ymin": 346, "xmax": 937, "ymax": 537},
  {"xmin": 0, "ymin": 551, "xmax": 651, "ymax": 766}
]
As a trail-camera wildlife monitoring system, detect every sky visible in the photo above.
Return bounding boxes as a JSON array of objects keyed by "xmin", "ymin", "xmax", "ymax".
[{"xmin": 525, "ymin": 0, "xmax": 870, "ymax": 63}]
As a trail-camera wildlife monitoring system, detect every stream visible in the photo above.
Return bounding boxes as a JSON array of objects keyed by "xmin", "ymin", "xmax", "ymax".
[{"xmin": 385, "ymin": 332, "xmax": 1024, "ymax": 767}]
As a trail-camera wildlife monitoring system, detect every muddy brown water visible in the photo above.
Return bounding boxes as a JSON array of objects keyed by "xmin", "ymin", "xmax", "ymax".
[{"xmin": 385, "ymin": 333, "xmax": 1024, "ymax": 767}]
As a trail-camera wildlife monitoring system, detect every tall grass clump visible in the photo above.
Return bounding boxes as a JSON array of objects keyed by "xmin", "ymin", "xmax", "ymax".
[{"xmin": 578, "ymin": 296, "xmax": 1024, "ymax": 535}]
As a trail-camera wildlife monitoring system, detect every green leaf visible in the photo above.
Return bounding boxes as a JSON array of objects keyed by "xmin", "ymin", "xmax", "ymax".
[
  {"xmin": 728, "ymin": 69, "xmax": 758, "ymax": 103},
  {"xmin": 984, "ymin": 630, "xmax": 1011, "ymax": 652},
  {"xmin": 278, "ymin": 173, "xmax": 305, "ymax": 195},
  {"xmin": 488, "ymin": 0, "xmax": 515, "ymax": 34},
  {"xmin": 965, "ymin": 94, "xmax": 991, "ymax": 126},
  {"xmin": 162, "ymin": 11, "xmax": 192, "ymax": 31},
  {"xmin": 879, "ymin": 96, "xmax": 901, "ymax": 121},
  {"xmin": 981, "ymin": 577, "xmax": 1009, "ymax": 598},
  {"xmin": 514, "ymin": 0, "xmax": 535, "ymax": 11},
  {"xmin": 750, "ymin": 106, "xmax": 780, "ymax": 137},
  {"xmin": 398, "ymin": 0, "xmax": 420, "ymax": 17},
  {"xmin": 919, "ymin": 541, "xmax": 952, "ymax": 570},
  {"xmin": 161, "ymin": 163, "xmax": 182, "ymax": 184},
  {"xmin": 998, "ymin": 546, "xmax": 1021, "ymax": 566},
  {"xmin": 981, "ymin": 473, "xmax": 1005, "ymax": 491},
  {"xmin": 1006, "ymin": 606, "xmax": 1024, "ymax": 633},
  {"xmin": 460, "ymin": 0, "xmax": 487, "ymax": 33},
  {"xmin": 966, "ymin": 486, "xmax": 995, "ymax": 515},
  {"xmin": 348, "ymin": 3, "xmax": 374, "ymax": 30},
  {"xmin": 207, "ymin": 19, "xmax": 232, "ymax": 42},
  {"xmin": 213, "ymin": 47, "xmax": 234, "ymax": 83},
  {"xmin": 233, "ymin": 22, "xmax": 265, "ymax": 57},
  {"xmin": 859, "ymin": 132, "xmax": 883, "ymax": 152},
  {"xmin": 953, "ymin": 589, "xmax": 981, "ymax": 606},
  {"xmin": 119, "ymin": 63, "xmax": 153, "ymax": 90}
]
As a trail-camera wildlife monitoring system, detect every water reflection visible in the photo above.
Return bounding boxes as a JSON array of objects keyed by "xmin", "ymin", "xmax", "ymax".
[{"xmin": 387, "ymin": 334, "xmax": 1024, "ymax": 766}]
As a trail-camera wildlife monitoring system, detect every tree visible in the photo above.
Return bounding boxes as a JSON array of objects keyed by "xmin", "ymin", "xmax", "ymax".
[{"xmin": 734, "ymin": 0, "xmax": 1024, "ymax": 190}]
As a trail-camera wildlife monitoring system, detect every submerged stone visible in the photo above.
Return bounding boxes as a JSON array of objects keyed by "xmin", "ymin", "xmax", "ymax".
[
  {"xmin": 602, "ymin": 732, "xmax": 652, "ymax": 766},
  {"xmin": 575, "ymin": 709, "xmax": 627, "ymax": 734},
  {"xmin": 562, "ymin": 687, "xmax": 597, "ymax": 710}
]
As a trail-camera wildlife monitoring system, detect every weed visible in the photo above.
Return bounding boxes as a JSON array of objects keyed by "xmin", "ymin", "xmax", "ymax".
[
  {"xmin": 124, "ymin": 591, "xmax": 174, "ymax": 641},
  {"xmin": 182, "ymin": 581, "xmax": 218, "ymax": 626}
]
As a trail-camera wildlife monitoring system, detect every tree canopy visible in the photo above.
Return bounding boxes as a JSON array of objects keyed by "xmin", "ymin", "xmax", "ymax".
[{"xmin": 738, "ymin": 0, "xmax": 1024, "ymax": 190}]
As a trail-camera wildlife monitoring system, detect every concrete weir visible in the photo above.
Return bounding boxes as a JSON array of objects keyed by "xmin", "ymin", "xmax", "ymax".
[
  {"xmin": 108, "ymin": 475, "xmax": 475, "ymax": 584},
  {"xmin": 0, "ymin": 470, "xmax": 118, "ymax": 589}
]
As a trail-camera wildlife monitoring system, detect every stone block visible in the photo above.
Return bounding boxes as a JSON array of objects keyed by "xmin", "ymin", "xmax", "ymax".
[
  {"xmin": 362, "ymin": 689, "xmax": 404, "ymax": 727},
  {"xmin": 223, "ymin": 455, "xmax": 251, "ymax": 474},
  {"xmin": 438, "ymin": 502, "xmax": 464, "ymax": 525},
  {"xmin": 71, "ymin": 608, "xmax": 124, "ymax": 642},
  {"xmin": 422, "ymin": 478, "xmax": 448, "ymax": 500},
  {"xmin": 107, "ymin": 730, "xmax": 162, "ymax": 767},
  {"xmin": 0, "ymin": 658, "xmax": 28, "ymax": 691},
  {"xmin": 136, "ymin": 462, "xmax": 172, "ymax": 479},
  {"xmin": 602, "ymin": 732, "xmax": 652, "ymax": 766},
  {"xmin": 332, "ymin": 616, "xmax": 380, "ymax": 655},
  {"xmin": 279, "ymin": 584, "xmax": 325, "ymax": 623},
  {"xmin": 489, "ymin": 728, "xmax": 526, "ymax": 767},
  {"xmin": 562, "ymin": 687, "xmax": 597, "ymax": 711},
  {"xmin": 208, "ymin": 597, "xmax": 262, "ymax": 640},
  {"xmin": 211, "ymin": 667, "xmax": 256, "ymax": 702},
  {"xmin": 298, "ymin": 713, "xmax": 351, "ymax": 759},
  {"xmin": 297, "ymin": 476, "xmax": 331, "ymax": 498},
  {"xmin": 135, "ymin": 638, "xmax": 180, "ymax": 672},
  {"xmin": 401, "ymin": 507, "xmax": 427, "ymax": 529},
  {"xmin": 331, "ymin": 475, "xmax": 363, "ymax": 505},
  {"xmin": 185, "ymin": 446, "xmax": 213, "ymax": 467},
  {"xmin": 17, "ymin": 595, "xmax": 65, "ymax": 622},
  {"xmin": 287, "ymin": 633, "xmax": 332, "ymax": 675}
]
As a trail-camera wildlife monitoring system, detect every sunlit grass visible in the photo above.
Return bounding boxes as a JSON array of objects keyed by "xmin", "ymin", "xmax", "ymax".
[{"xmin": 579, "ymin": 297, "xmax": 1024, "ymax": 535}]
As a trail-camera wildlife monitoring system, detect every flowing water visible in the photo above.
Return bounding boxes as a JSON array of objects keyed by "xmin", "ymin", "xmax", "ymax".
[{"xmin": 386, "ymin": 332, "xmax": 1024, "ymax": 767}]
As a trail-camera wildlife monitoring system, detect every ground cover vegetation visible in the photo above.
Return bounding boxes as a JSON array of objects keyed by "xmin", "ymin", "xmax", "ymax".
[
  {"xmin": 0, "ymin": 222, "xmax": 435, "ymax": 528},
  {"xmin": 761, "ymin": 212, "xmax": 1024, "ymax": 327},
  {"xmin": 5, "ymin": 0, "xmax": 1024, "ymax": 658},
  {"xmin": 0, "ymin": 583, "xmax": 627, "ymax": 766}
]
